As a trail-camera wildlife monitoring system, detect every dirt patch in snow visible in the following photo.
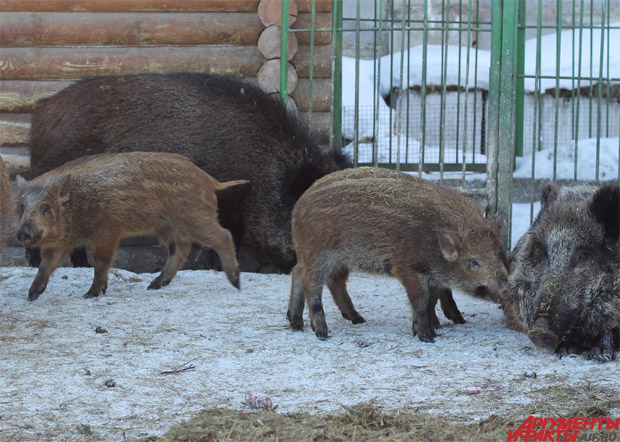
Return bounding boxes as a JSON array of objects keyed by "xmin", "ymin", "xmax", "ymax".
[{"xmin": 0, "ymin": 267, "xmax": 618, "ymax": 441}]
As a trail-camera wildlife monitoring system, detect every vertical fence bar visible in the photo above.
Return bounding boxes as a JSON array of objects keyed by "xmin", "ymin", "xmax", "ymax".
[
  {"xmin": 331, "ymin": 0, "xmax": 343, "ymax": 149},
  {"xmin": 419, "ymin": 0, "xmax": 429, "ymax": 176},
  {"xmin": 395, "ymin": 0, "xmax": 407, "ymax": 171},
  {"xmin": 497, "ymin": 0, "xmax": 518, "ymax": 250},
  {"xmin": 529, "ymin": 0, "xmax": 542, "ymax": 224},
  {"xmin": 374, "ymin": 0, "xmax": 385, "ymax": 167},
  {"xmin": 353, "ymin": 0, "xmax": 361, "ymax": 167},
  {"xmin": 552, "ymin": 0, "xmax": 562, "ymax": 181},
  {"xmin": 595, "ymin": 0, "xmax": 606, "ymax": 183},
  {"xmin": 486, "ymin": 0, "xmax": 503, "ymax": 219},
  {"xmin": 439, "ymin": 0, "xmax": 452, "ymax": 181},
  {"xmin": 279, "ymin": 0, "xmax": 290, "ymax": 104},
  {"xmin": 514, "ymin": 0, "xmax": 525, "ymax": 159},
  {"xmin": 574, "ymin": 0, "xmax": 585, "ymax": 181},
  {"xmin": 461, "ymin": 0, "xmax": 473, "ymax": 184},
  {"xmin": 456, "ymin": 0, "xmax": 463, "ymax": 165},
  {"xmin": 306, "ymin": 0, "xmax": 316, "ymax": 125},
  {"xmin": 588, "ymin": 0, "xmax": 594, "ymax": 138}
]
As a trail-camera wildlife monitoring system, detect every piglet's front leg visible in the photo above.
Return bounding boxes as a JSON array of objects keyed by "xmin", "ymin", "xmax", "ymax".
[{"xmin": 28, "ymin": 247, "xmax": 69, "ymax": 301}]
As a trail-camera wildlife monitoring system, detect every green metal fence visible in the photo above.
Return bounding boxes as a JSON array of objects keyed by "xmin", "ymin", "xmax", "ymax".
[{"xmin": 282, "ymin": 0, "xmax": 620, "ymax": 249}]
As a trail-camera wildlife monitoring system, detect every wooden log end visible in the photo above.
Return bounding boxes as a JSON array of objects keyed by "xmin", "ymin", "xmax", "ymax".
[
  {"xmin": 257, "ymin": 59, "xmax": 298, "ymax": 94},
  {"xmin": 258, "ymin": 0, "xmax": 298, "ymax": 26},
  {"xmin": 257, "ymin": 25, "xmax": 298, "ymax": 60}
]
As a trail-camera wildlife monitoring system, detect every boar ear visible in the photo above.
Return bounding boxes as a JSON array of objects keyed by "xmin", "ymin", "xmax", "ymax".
[
  {"xmin": 589, "ymin": 182, "xmax": 619, "ymax": 242},
  {"xmin": 55, "ymin": 175, "xmax": 72, "ymax": 204},
  {"xmin": 541, "ymin": 182, "xmax": 558, "ymax": 209},
  {"xmin": 438, "ymin": 229, "xmax": 462, "ymax": 262}
]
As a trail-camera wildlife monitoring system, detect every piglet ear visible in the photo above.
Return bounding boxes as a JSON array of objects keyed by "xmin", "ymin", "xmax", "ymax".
[
  {"xmin": 56, "ymin": 175, "xmax": 72, "ymax": 205},
  {"xmin": 589, "ymin": 182, "xmax": 619, "ymax": 243},
  {"xmin": 541, "ymin": 182, "xmax": 558, "ymax": 209},
  {"xmin": 438, "ymin": 229, "xmax": 462, "ymax": 262}
]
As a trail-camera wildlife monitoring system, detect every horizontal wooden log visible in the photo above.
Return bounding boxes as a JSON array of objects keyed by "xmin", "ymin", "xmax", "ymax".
[
  {"xmin": 293, "ymin": 12, "xmax": 332, "ymax": 46},
  {"xmin": 0, "ymin": 12, "xmax": 263, "ymax": 47},
  {"xmin": 0, "ymin": 0, "xmax": 260, "ymax": 12},
  {"xmin": 0, "ymin": 81, "xmax": 71, "ymax": 113},
  {"xmin": 297, "ymin": 0, "xmax": 332, "ymax": 13},
  {"xmin": 304, "ymin": 111, "xmax": 331, "ymax": 145},
  {"xmin": 257, "ymin": 59, "xmax": 298, "ymax": 94},
  {"xmin": 292, "ymin": 44, "xmax": 332, "ymax": 78},
  {"xmin": 0, "ymin": 152, "xmax": 30, "ymax": 179},
  {"xmin": 258, "ymin": 25, "xmax": 298, "ymax": 60},
  {"xmin": 291, "ymin": 78, "xmax": 332, "ymax": 113},
  {"xmin": 0, "ymin": 121, "xmax": 29, "ymax": 145},
  {"xmin": 0, "ymin": 47, "xmax": 265, "ymax": 80},
  {"xmin": 258, "ymin": 0, "xmax": 297, "ymax": 27}
]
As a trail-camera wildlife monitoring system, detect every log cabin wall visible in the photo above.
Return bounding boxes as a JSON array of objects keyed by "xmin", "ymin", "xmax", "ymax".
[{"xmin": 0, "ymin": 0, "xmax": 333, "ymax": 179}]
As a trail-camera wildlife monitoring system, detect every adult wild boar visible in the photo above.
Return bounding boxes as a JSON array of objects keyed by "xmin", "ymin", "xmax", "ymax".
[
  {"xmin": 16, "ymin": 152, "xmax": 245, "ymax": 301},
  {"xmin": 0, "ymin": 156, "xmax": 10, "ymax": 263},
  {"xmin": 505, "ymin": 182, "xmax": 620, "ymax": 361},
  {"xmin": 29, "ymin": 73, "xmax": 350, "ymax": 273},
  {"xmin": 287, "ymin": 172, "xmax": 509, "ymax": 342}
]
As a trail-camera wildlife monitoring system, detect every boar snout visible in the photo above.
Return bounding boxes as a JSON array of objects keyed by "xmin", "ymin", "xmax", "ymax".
[
  {"xmin": 527, "ymin": 317, "xmax": 559, "ymax": 349},
  {"xmin": 474, "ymin": 275, "xmax": 508, "ymax": 302},
  {"xmin": 17, "ymin": 225, "xmax": 37, "ymax": 245}
]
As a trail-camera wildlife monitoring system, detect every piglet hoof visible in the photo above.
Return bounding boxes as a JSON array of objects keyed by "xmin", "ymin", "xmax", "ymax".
[
  {"xmin": 287, "ymin": 311, "xmax": 304, "ymax": 331},
  {"xmin": 27, "ymin": 290, "xmax": 42, "ymax": 302},
  {"xmin": 84, "ymin": 284, "xmax": 106, "ymax": 299},
  {"xmin": 226, "ymin": 270, "xmax": 240, "ymax": 290},
  {"xmin": 413, "ymin": 323, "xmax": 436, "ymax": 343},
  {"xmin": 147, "ymin": 278, "xmax": 163, "ymax": 290},
  {"xmin": 342, "ymin": 311, "xmax": 366, "ymax": 325},
  {"xmin": 448, "ymin": 312, "xmax": 466, "ymax": 325},
  {"xmin": 311, "ymin": 318, "xmax": 329, "ymax": 340}
]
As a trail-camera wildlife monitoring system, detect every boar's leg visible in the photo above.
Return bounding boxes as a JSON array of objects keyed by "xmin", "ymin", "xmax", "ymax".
[
  {"xmin": 327, "ymin": 268, "xmax": 366, "ymax": 325},
  {"xmin": 192, "ymin": 221, "xmax": 240, "ymax": 290},
  {"xmin": 84, "ymin": 240, "xmax": 120, "ymax": 298},
  {"xmin": 28, "ymin": 247, "xmax": 71, "ymax": 301},
  {"xmin": 439, "ymin": 288, "xmax": 466, "ymax": 324},
  {"xmin": 302, "ymin": 266, "xmax": 329, "ymax": 339},
  {"xmin": 287, "ymin": 263, "xmax": 306, "ymax": 330},
  {"xmin": 393, "ymin": 266, "xmax": 434, "ymax": 343},
  {"xmin": 148, "ymin": 240, "xmax": 192, "ymax": 290},
  {"xmin": 588, "ymin": 330, "xmax": 616, "ymax": 362}
]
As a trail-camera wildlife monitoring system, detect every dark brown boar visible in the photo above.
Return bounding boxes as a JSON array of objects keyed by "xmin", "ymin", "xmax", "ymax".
[
  {"xmin": 0, "ymin": 156, "xmax": 10, "ymax": 263},
  {"xmin": 287, "ymin": 172, "xmax": 509, "ymax": 342},
  {"xmin": 505, "ymin": 182, "xmax": 620, "ymax": 361},
  {"xmin": 16, "ymin": 152, "xmax": 245, "ymax": 301},
  {"xmin": 303, "ymin": 166, "xmax": 467, "ymax": 326},
  {"xmin": 29, "ymin": 73, "xmax": 350, "ymax": 273}
]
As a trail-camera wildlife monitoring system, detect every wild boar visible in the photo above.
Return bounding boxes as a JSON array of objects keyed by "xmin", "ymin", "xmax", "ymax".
[
  {"xmin": 29, "ymin": 73, "xmax": 350, "ymax": 273},
  {"xmin": 505, "ymin": 182, "xmax": 620, "ymax": 361},
  {"xmin": 303, "ymin": 166, "xmax": 467, "ymax": 326},
  {"xmin": 16, "ymin": 152, "xmax": 245, "ymax": 301},
  {"xmin": 287, "ymin": 172, "xmax": 509, "ymax": 342},
  {"xmin": 0, "ymin": 156, "xmax": 11, "ymax": 263}
]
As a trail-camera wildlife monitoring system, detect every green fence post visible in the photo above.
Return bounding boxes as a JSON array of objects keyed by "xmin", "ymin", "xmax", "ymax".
[
  {"xmin": 279, "ymin": 0, "xmax": 290, "ymax": 104},
  {"xmin": 497, "ymin": 0, "xmax": 518, "ymax": 251},
  {"xmin": 515, "ymin": 0, "xmax": 525, "ymax": 158},
  {"xmin": 486, "ymin": 0, "xmax": 502, "ymax": 224},
  {"xmin": 331, "ymin": 0, "xmax": 343, "ymax": 149}
]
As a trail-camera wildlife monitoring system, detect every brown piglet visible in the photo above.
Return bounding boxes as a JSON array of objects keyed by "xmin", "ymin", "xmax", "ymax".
[
  {"xmin": 16, "ymin": 152, "xmax": 246, "ymax": 301},
  {"xmin": 287, "ymin": 170, "xmax": 509, "ymax": 342}
]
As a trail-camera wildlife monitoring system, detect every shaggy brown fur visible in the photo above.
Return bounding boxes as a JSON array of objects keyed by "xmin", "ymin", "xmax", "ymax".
[
  {"xmin": 288, "ymin": 169, "xmax": 509, "ymax": 342},
  {"xmin": 16, "ymin": 152, "xmax": 245, "ymax": 301},
  {"xmin": 505, "ymin": 181, "xmax": 620, "ymax": 361}
]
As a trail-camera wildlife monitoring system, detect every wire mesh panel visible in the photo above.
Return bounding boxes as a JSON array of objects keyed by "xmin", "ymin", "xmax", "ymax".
[
  {"xmin": 334, "ymin": 0, "xmax": 493, "ymax": 175},
  {"xmin": 513, "ymin": 0, "xmax": 620, "ymax": 232}
]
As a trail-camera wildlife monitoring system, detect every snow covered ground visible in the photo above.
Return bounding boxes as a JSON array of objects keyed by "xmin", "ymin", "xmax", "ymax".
[{"xmin": 1, "ymin": 203, "xmax": 618, "ymax": 441}]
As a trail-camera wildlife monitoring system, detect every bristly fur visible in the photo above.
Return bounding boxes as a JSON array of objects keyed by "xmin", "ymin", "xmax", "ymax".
[
  {"xmin": 505, "ymin": 181, "xmax": 620, "ymax": 358},
  {"xmin": 29, "ymin": 73, "xmax": 350, "ymax": 273}
]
